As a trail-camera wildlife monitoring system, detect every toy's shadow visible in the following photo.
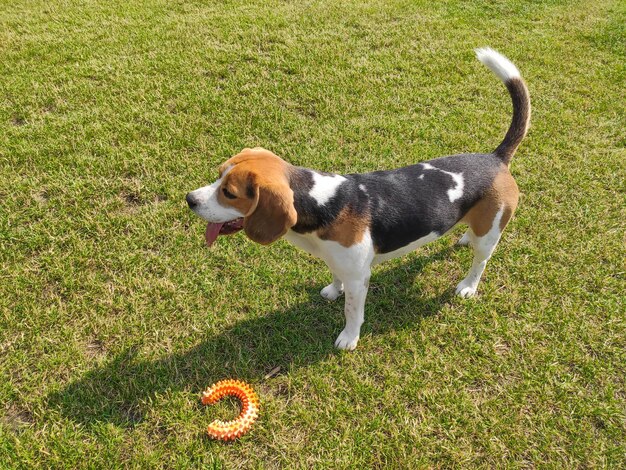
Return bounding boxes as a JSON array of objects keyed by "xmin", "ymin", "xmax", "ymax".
[{"xmin": 48, "ymin": 247, "xmax": 456, "ymax": 427}]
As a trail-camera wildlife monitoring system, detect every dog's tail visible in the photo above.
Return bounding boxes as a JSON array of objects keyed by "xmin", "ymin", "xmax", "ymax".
[{"xmin": 475, "ymin": 48, "xmax": 531, "ymax": 164}]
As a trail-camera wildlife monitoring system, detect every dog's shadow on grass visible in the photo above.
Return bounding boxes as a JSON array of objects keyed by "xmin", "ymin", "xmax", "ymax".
[{"xmin": 48, "ymin": 247, "xmax": 458, "ymax": 427}]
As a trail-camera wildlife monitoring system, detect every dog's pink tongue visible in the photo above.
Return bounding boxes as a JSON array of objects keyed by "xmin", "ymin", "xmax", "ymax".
[{"xmin": 205, "ymin": 222, "xmax": 224, "ymax": 247}]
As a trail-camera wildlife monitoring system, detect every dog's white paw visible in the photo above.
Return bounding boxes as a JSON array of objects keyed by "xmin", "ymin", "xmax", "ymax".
[
  {"xmin": 455, "ymin": 281, "xmax": 477, "ymax": 298},
  {"xmin": 321, "ymin": 283, "xmax": 343, "ymax": 301},
  {"xmin": 334, "ymin": 329, "xmax": 359, "ymax": 351}
]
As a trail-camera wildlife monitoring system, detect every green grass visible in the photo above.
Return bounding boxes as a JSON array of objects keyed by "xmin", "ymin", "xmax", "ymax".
[{"xmin": 1, "ymin": 0, "xmax": 625, "ymax": 467}]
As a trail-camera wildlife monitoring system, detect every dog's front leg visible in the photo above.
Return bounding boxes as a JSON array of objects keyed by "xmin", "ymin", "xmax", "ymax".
[{"xmin": 334, "ymin": 275, "xmax": 370, "ymax": 351}]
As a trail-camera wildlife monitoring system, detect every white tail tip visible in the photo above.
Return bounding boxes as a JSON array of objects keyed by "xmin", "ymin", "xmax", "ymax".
[{"xmin": 475, "ymin": 47, "xmax": 521, "ymax": 82}]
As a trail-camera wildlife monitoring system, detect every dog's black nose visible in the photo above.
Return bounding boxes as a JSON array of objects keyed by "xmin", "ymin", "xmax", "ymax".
[{"xmin": 186, "ymin": 192, "xmax": 198, "ymax": 209}]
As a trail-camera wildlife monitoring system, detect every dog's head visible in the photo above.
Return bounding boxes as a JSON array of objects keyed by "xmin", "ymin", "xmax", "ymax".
[{"xmin": 186, "ymin": 148, "xmax": 297, "ymax": 246}]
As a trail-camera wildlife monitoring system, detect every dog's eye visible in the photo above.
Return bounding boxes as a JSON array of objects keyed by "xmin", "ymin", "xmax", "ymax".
[{"xmin": 222, "ymin": 187, "xmax": 237, "ymax": 199}]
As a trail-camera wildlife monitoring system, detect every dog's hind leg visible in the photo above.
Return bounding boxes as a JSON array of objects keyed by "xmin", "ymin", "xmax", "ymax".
[
  {"xmin": 456, "ymin": 170, "xmax": 518, "ymax": 298},
  {"xmin": 456, "ymin": 209, "xmax": 505, "ymax": 297},
  {"xmin": 321, "ymin": 273, "xmax": 344, "ymax": 301},
  {"xmin": 457, "ymin": 228, "xmax": 474, "ymax": 246}
]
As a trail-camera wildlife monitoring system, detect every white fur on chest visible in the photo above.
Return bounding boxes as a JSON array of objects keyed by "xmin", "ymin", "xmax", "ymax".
[
  {"xmin": 284, "ymin": 230, "xmax": 322, "ymax": 257},
  {"xmin": 285, "ymin": 229, "xmax": 441, "ymax": 272},
  {"xmin": 285, "ymin": 230, "xmax": 374, "ymax": 278}
]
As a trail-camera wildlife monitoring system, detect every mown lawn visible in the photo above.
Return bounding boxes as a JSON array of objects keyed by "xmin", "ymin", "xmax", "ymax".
[{"xmin": 1, "ymin": 0, "xmax": 624, "ymax": 467}]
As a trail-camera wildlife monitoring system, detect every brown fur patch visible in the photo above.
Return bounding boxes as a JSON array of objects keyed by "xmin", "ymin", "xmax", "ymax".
[
  {"xmin": 462, "ymin": 167, "xmax": 519, "ymax": 236},
  {"xmin": 216, "ymin": 170, "xmax": 257, "ymax": 216},
  {"xmin": 218, "ymin": 148, "xmax": 297, "ymax": 244},
  {"xmin": 317, "ymin": 207, "xmax": 369, "ymax": 247},
  {"xmin": 219, "ymin": 147, "xmax": 283, "ymax": 176},
  {"xmin": 217, "ymin": 148, "xmax": 292, "ymax": 216}
]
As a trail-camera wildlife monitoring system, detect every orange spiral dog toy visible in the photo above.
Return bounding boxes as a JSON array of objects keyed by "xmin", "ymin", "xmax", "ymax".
[{"xmin": 201, "ymin": 379, "xmax": 259, "ymax": 441}]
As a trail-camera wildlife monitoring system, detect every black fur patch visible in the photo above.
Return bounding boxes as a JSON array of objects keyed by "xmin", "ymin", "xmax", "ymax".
[
  {"xmin": 494, "ymin": 78, "xmax": 530, "ymax": 163},
  {"xmin": 289, "ymin": 168, "xmax": 354, "ymax": 233},
  {"xmin": 289, "ymin": 154, "xmax": 504, "ymax": 254},
  {"xmin": 350, "ymin": 154, "xmax": 502, "ymax": 253}
]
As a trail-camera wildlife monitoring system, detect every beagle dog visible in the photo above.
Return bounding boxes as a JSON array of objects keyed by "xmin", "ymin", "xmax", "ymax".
[{"xmin": 186, "ymin": 48, "xmax": 530, "ymax": 350}]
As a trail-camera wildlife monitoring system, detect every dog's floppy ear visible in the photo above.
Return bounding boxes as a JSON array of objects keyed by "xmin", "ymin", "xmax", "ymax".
[{"xmin": 244, "ymin": 178, "xmax": 297, "ymax": 245}]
